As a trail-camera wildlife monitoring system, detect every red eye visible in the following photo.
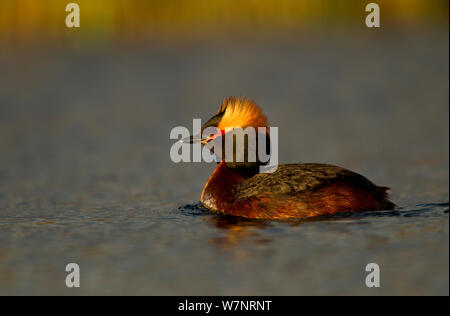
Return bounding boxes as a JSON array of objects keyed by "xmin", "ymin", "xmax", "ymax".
[
  {"xmin": 212, "ymin": 130, "xmax": 225, "ymax": 139},
  {"xmin": 203, "ymin": 129, "xmax": 226, "ymax": 144}
]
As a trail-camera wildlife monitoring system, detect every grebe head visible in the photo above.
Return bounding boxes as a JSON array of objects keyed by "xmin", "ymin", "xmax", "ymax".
[
  {"xmin": 185, "ymin": 96, "xmax": 271, "ymax": 175},
  {"xmin": 195, "ymin": 97, "xmax": 268, "ymax": 144}
]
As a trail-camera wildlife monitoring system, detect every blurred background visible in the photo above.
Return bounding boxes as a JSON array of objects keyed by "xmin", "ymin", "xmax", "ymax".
[
  {"xmin": 0, "ymin": 0, "xmax": 448, "ymax": 295},
  {"xmin": 0, "ymin": 0, "xmax": 448, "ymax": 44}
]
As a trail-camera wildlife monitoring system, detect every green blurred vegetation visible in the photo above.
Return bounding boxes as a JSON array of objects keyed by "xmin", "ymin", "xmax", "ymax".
[{"xmin": 0, "ymin": 0, "xmax": 448, "ymax": 44}]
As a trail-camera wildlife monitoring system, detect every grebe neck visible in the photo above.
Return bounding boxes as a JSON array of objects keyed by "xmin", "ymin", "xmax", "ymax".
[{"xmin": 200, "ymin": 161, "xmax": 245, "ymax": 211}]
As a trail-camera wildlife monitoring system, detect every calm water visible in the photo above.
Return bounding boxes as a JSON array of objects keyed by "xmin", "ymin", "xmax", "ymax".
[{"xmin": 0, "ymin": 29, "xmax": 448, "ymax": 295}]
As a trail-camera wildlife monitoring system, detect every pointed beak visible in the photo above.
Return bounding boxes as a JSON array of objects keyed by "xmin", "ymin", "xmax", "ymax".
[
  {"xmin": 179, "ymin": 134, "xmax": 203, "ymax": 144},
  {"xmin": 179, "ymin": 133, "xmax": 218, "ymax": 145}
]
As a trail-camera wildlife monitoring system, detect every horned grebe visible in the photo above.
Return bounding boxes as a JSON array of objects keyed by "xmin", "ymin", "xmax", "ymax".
[{"xmin": 186, "ymin": 97, "xmax": 394, "ymax": 219}]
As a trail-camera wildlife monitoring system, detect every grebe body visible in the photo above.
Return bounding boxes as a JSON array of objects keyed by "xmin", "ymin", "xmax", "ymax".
[{"xmin": 201, "ymin": 161, "xmax": 394, "ymax": 219}]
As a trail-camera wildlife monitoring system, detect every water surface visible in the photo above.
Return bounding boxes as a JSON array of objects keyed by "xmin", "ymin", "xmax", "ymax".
[{"xmin": 0, "ymin": 29, "xmax": 448, "ymax": 295}]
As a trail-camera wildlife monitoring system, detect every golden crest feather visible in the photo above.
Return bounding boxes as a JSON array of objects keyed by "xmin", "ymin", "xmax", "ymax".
[{"xmin": 217, "ymin": 97, "xmax": 268, "ymax": 129}]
